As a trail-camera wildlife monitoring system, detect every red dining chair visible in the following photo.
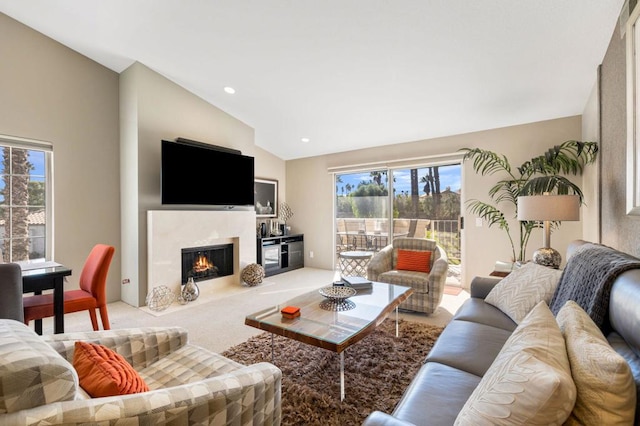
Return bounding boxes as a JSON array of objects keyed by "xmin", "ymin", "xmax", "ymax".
[{"xmin": 23, "ymin": 244, "xmax": 115, "ymax": 332}]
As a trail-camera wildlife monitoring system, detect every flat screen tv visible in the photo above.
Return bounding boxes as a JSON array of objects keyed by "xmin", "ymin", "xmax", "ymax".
[{"xmin": 161, "ymin": 139, "xmax": 255, "ymax": 206}]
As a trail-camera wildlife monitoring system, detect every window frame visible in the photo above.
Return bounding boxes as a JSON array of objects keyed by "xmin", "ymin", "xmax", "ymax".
[{"xmin": 0, "ymin": 134, "xmax": 53, "ymax": 262}]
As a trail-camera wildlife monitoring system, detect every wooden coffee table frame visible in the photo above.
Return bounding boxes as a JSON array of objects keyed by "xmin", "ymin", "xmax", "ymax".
[{"xmin": 245, "ymin": 281, "xmax": 414, "ymax": 400}]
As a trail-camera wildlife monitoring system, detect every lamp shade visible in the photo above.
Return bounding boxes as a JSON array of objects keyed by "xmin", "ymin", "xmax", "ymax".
[{"xmin": 517, "ymin": 194, "xmax": 580, "ymax": 221}]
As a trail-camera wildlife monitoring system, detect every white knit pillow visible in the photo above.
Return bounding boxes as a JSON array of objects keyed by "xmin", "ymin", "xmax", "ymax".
[
  {"xmin": 556, "ymin": 301, "xmax": 636, "ymax": 425},
  {"xmin": 455, "ymin": 302, "xmax": 576, "ymax": 426},
  {"xmin": 485, "ymin": 262, "xmax": 562, "ymax": 323}
]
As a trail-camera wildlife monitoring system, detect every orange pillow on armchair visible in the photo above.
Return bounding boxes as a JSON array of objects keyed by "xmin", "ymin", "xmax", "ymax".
[
  {"xmin": 73, "ymin": 341, "xmax": 149, "ymax": 398},
  {"xmin": 396, "ymin": 249, "xmax": 432, "ymax": 273}
]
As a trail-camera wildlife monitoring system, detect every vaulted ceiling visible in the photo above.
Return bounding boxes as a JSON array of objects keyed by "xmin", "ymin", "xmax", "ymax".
[{"xmin": 0, "ymin": 1, "xmax": 625, "ymax": 159}]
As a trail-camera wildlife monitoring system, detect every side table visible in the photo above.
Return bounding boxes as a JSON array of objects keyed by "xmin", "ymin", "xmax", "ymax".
[{"xmin": 338, "ymin": 250, "xmax": 374, "ymax": 277}]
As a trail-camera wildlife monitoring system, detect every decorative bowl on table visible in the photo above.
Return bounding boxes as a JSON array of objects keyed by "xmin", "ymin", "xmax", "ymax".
[{"xmin": 319, "ymin": 286, "xmax": 356, "ymax": 301}]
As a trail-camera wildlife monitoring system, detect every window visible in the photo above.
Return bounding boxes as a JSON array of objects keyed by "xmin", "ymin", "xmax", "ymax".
[
  {"xmin": 391, "ymin": 164, "xmax": 462, "ymax": 265},
  {"xmin": 627, "ymin": 4, "xmax": 640, "ymax": 215},
  {"xmin": 0, "ymin": 136, "xmax": 52, "ymax": 262},
  {"xmin": 334, "ymin": 160, "xmax": 462, "ymax": 285}
]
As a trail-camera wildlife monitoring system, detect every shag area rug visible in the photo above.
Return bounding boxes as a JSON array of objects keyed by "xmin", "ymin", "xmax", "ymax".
[{"xmin": 222, "ymin": 319, "xmax": 443, "ymax": 425}]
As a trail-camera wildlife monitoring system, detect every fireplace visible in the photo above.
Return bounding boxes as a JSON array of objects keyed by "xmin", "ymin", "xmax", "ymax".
[{"xmin": 181, "ymin": 244, "xmax": 234, "ymax": 284}]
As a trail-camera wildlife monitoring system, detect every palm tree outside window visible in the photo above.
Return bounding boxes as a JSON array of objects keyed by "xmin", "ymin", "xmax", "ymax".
[{"xmin": 0, "ymin": 136, "xmax": 52, "ymax": 262}]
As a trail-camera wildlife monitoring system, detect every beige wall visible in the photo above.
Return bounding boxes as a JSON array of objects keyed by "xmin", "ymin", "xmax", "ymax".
[
  {"xmin": 255, "ymin": 145, "xmax": 287, "ymax": 208},
  {"xmin": 5, "ymin": 8, "xmax": 623, "ymax": 303},
  {"xmin": 288, "ymin": 116, "xmax": 585, "ymax": 285},
  {"xmin": 581, "ymin": 78, "xmax": 601, "ymax": 243},
  {"xmin": 593, "ymin": 14, "xmax": 640, "ymax": 257},
  {"xmin": 120, "ymin": 63, "xmax": 285, "ymax": 306},
  {"xmin": 0, "ymin": 14, "xmax": 121, "ymax": 301},
  {"xmin": 0, "ymin": 13, "xmax": 288, "ymax": 307}
]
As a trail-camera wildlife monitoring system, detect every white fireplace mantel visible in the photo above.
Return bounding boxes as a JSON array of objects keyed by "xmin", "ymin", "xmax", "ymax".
[{"xmin": 147, "ymin": 210, "xmax": 257, "ymax": 299}]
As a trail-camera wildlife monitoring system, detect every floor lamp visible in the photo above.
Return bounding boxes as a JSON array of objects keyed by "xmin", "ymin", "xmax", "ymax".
[{"xmin": 517, "ymin": 194, "xmax": 580, "ymax": 269}]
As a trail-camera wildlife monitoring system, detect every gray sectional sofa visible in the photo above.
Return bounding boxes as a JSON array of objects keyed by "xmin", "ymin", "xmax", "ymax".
[{"xmin": 364, "ymin": 239, "xmax": 640, "ymax": 425}]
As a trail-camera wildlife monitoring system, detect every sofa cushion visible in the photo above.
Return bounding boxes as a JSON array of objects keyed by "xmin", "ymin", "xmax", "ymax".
[
  {"xmin": 485, "ymin": 262, "xmax": 562, "ymax": 324},
  {"xmin": 73, "ymin": 341, "xmax": 150, "ymax": 397},
  {"xmin": 396, "ymin": 249, "xmax": 431, "ymax": 273},
  {"xmin": 0, "ymin": 319, "xmax": 77, "ymax": 413},
  {"xmin": 393, "ymin": 362, "xmax": 481, "ymax": 426},
  {"xmin": 425, "ymin": 319, "xmax": 512, "ymax": 377},
  {"xmin": 452, "ymin": 298, "xmax": 517, "ymax": 332},
  {"xmin": 138, "ymin": 344, "xmax": 245, "ymax": 389},
  {"xmin": 607, "ymin": 332, "xmax": 640, "ymax": 425},
  {"xmin": 557, "ymin": 301, "xmax": 636, "ymax": 425},
  {"xmin": 455, "ymin": 302, "xmax": 576, "ymax": 425}
]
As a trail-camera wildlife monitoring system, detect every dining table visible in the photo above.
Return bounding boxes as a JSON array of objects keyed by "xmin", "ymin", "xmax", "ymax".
[{"xmin": 20, "ymin": 262, "xmax": 72, "ymax": 335}]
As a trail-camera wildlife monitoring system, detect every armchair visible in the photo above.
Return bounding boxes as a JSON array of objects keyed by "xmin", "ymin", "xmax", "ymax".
[
  {"xmin": 367, "ymin": 237, "xmax": 449, "ymax": 314},
  {"xmin": 0, "ymin": 319, "xmax": 281, "ymax": 425}
]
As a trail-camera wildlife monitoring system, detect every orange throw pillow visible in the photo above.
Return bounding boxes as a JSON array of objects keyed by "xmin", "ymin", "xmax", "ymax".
[
  {"xmin": 396, "ymin": 249, "xmax": 432, "ymax": 273},
  {"xmin": 73, "ymin": 341, "xmax": 149, "ymax": 398}
]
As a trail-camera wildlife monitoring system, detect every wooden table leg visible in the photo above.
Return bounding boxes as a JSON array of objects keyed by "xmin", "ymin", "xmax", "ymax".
[{"xmin": 53, "ymin": 276, "xmax": 64, "ymax": 334}]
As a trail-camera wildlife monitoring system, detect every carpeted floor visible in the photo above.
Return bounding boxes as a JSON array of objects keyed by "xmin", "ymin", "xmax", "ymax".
[
  {"xmin": 222, "ymin": 319, "xmax": 443, "ymax": 426},
  {"xmin": 444, "ymin": 285, "xmax": 462, "ymax": 296}
]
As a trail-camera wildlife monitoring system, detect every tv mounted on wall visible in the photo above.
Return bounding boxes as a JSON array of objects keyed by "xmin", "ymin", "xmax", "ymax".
[{"xmin": 161, "ymin": 139, "xmax": 255, "ymax": 207}]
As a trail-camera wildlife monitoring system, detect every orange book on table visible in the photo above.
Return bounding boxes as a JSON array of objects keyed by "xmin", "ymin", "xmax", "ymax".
[{"xmin": 281, "ymin": 306, "xmax": 300, "ymax": 319}]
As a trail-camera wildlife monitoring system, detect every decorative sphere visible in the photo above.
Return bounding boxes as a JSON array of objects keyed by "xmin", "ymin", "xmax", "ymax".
[
  {"xmin": 146, "ymin": 285, "xmax": 175, "ymax": 311},
  {"xmin": 241, "ymin": 263, "xmax": 265, "ymax": 286}
]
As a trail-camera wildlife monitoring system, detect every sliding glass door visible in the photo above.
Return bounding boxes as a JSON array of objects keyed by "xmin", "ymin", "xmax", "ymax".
[
  {"xmin": 335, "ymin": 162, "xmax": 461, "ymax": 285},
  {"xmin": 336, "ymin": 169, "xmax": 389, "ymax": 253},
  {"xmin": 391, "ymin": 164, "xmax": 461, "ymax": 285}
]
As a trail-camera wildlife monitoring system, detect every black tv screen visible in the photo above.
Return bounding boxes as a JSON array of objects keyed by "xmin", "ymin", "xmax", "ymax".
[{"xmin": 161, "ymin": 140, "xmax": 255, "ymax": 206}]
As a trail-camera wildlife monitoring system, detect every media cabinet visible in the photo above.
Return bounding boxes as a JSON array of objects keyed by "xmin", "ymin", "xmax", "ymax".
[{"xmin": 257, "ymin": 234, "xmax": 304, "ymax": 276}]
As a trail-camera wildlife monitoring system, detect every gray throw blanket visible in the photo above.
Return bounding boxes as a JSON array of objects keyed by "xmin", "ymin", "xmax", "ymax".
[{"xmin": 549, "ymin": 243, "xmax": 640, "ymax": 328}]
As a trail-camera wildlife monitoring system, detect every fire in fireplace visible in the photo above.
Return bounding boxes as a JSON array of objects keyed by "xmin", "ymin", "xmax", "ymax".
[{"xmin": 181, "ymin": 244, "xmax": 233, "ymax": 284}]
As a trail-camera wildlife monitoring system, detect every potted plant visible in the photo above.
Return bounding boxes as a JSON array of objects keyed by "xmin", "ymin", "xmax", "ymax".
[{"xmin": 461, "ymin": 140, "xmax": 598, "ymax": 263}]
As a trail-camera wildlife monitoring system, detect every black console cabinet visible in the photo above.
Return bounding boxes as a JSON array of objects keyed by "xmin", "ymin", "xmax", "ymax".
[{"xmin": 257, "ymin": 234, "xmax": 304, "ymax": 277}]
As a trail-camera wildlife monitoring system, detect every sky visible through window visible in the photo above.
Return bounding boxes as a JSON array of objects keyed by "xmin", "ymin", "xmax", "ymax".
[
  {"xmin": 337, "ymin": 164, "xmax": 461, "ymax": 195},
  {"xmin": 30, "ymin": 151, "xmax": 45, "ymax": 176},
  {"xmin": 0, "ymin": 150, "xmax": 46, "ymax": 200}
]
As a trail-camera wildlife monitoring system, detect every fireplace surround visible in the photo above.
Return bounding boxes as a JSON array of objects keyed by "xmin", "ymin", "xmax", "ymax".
[{"xmin": 147, "ymin": 210, "xmax": 257, "ymax": 305}]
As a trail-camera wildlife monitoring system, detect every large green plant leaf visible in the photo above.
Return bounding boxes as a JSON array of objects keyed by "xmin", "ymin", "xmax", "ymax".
[
  {"xmin": 519, "ymin": 140, "xmax": 598, "ymax": 176},
  {"xmin": 520, "ymin": 176, "xmax": 583, "ymax": 199},
  {"xmin": 460, "ymin": 148, "xmax": 512, "ymax": 176},
  {"xmin": 466, "ymin": 200, "xmax": 509, "ymax": 229},
  {"xmin": 460, "ymin": 140, "xmax": 598, "ymax": 262}
]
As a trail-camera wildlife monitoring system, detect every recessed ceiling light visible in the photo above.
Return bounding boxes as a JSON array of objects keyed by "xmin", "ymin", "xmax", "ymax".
[
  {"xmin": 224, "ymin": 87, "xmax": 236, "ymax": 94},
  {"xmin": 301, "ymin": 137, "xmax": 310, "ymax": 143}
]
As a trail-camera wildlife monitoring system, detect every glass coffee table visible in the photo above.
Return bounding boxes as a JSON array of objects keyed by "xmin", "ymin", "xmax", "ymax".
[{"xmin": 245, "ymin": 281, "xmax": 413, "ymax": 400}]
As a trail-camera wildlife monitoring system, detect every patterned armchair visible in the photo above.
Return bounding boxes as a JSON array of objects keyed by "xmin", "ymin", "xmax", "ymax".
[
  {"xmin": 367, "ymin": 237, "xmax": 449, "ymax": 314},
  {"xmin": 0, "ymin": 319, "xmax": 281, "ymax": 425}
]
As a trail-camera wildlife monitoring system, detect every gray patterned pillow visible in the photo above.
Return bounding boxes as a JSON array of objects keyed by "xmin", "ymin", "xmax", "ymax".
[
  {"xmin": 556, "ymin": 301, "xmax": 636, "ymax": 425},
  {"xmin": 455, "ymin": 302, "xmax": 576, "ymax": 425},
  {"xmin": 0, "ymin": 319, "xmax": 78, "ymax": 413},
  {"xmin": 485, "ymin": 262, "xmax": 562, "ymax": 323}
]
